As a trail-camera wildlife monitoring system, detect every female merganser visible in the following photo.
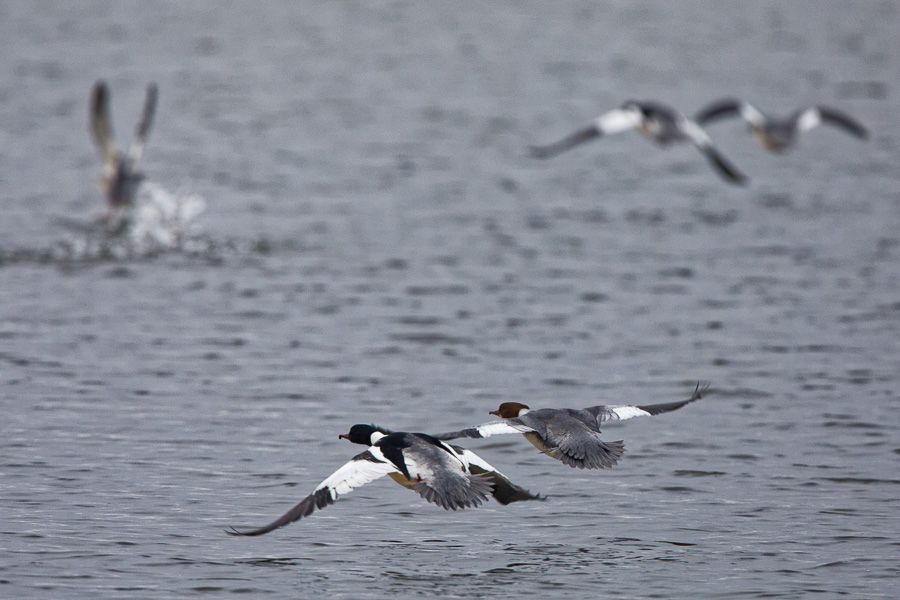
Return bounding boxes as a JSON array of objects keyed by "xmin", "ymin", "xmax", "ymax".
[
  {"xmin": 227, "ymin": 424, "xmax": 540, "ymax": 536},
  {"xmin": 89, "ymin": 80, "xmax": 158, "ymax": 218},
  {"xmin": 436, "ymin": 383, "xmax": 708, "ymax": 470},
  {"xmin": 694, "ymin": 98, "xmax": 868, "ymax": 153},
  {"xmin": 529, "ymin": 101, "xmax": 747, "ymax": 185}
]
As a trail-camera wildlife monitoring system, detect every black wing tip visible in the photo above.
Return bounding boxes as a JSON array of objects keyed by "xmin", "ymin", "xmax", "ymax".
[
  {"xmin": 225, "ymin": 489, "xmax": 332, "ymax": 537},
  {"xmin": 706, "ymin": 150, "xmax": 748, "ymax": 185},
  {"xmin": 528, "ymin": 144, "xmax": 556, "ymax": 159},
  {"xmin": 225, "ymin": 522, "xmax": 286, "ymax": 537},
  {"xmin": 691, "ymin": 381, "xmax": 713, "ymax": 401},
  {"xmin": 495, "ymin": 487, "xmax": 547, "ymax": 505},
  {"xmin": 528, "ymin": 127, "xmax": 601, "ymax": 159},
  {"xmin": 726, "ymin": 169, "xmax": 748, "ymax": 186},
  {"xmin": 144, "ymin": 83, "xmax": 159, "ymax": 111},
  {"xmin": 477, "ymin": 471, "xmax": 546, "ymax": 505},
  {"xmin": 136, "ymin": 83, "xmax": 159, "ymax": 139},
  {"xmin": 92, "ymin": 79, "xmax": 109, "ymax": 95},
  {"xmin": 715, "ymin": 154, "xmax": 748, "ymax": 185},
  {"xmin": 816, "ymin": 106, "xmax": 869, "ymax": 139},
  {"xmin": 90, "ymin": 80, "xmax": 109, "ymax": 111}
]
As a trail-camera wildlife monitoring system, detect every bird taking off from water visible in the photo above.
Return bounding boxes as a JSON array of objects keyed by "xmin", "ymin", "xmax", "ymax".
[{"xmin": 89, "ymin": 80, "xmax": 158, "ymax": 219}]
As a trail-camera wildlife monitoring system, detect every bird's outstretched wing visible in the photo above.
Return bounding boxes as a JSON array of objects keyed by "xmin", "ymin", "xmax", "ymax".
[
  {"xmin": 585, "ymin": 382, "xmax": 710, "ymax": 424},
  {"xmin": 90, "ymin": 80, "xmax": 117, "ymax": 167},
  {"xmin": 679, "ymin": 119, "xmax": 748, "ymax": 185},
  {"xmin": 434, "ymin": 419, "xmax": 535, "ymax": 441},
  {"xmin": 695, "ymin": 98, "xmax": 740, "ymax": 123},
  {"xmin": 129, "ymin": 83, "xmax": 158, "ymax": 164},
  {"xmin": 796, "ymin": 106, "xmax": 868, "ymax": 139},
  {"xmin": 528, "ymin": 108, "xmax": 641, "ymax": 158},
  {"xmin": 529, "ymin": 125, "xmax": 601, "ymax": 158},
  {"xmin": 227, "ymin": 450, "xmax": 397, "ymax": 536}
]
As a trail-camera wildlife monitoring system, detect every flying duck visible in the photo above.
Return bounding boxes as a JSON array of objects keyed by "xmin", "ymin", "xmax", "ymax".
[
  {"xmin": 435, "ymin": 383, "xmax": 708, "ymax": 470},
  {"xmin": 694, "ymin": 98, "xmax": 868, "ymax": 153},
  {"xmin": 227, "ymin": 424, "xmax": 540, "ymax": 536},
  {"xmin": 89, "ymin": 79, "xmax": 158, "ymax": 218},
  {"xmin": 529, "ymin": 101, "xmax": 747, "ymax": 184}
]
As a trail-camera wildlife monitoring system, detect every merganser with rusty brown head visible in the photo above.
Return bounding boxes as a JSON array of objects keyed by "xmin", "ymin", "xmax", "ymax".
[
  {"xmin": 436, "ymin": 383, "xmax": 709, "ymax": 470},
  {"xmin": 694, "ymin": 98, "xmax": 868, "ymax": 153},
  {"xmin": 227, "ymin": 424, "xmax": 541, "ymax": 536}
]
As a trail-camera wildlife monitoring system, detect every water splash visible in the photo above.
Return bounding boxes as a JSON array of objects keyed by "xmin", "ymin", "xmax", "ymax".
[
  {"xmin": 125, "ymin": 181, "xmax": 207, "ymax": 251},
  {"xmin": 0, "ymin": 181, "xmax": 210, "ymax": 268}
]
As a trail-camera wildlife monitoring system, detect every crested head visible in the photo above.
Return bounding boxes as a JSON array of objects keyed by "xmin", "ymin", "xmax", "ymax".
[
  {"xmin": 338, "ymin": 424, "xmax": 386, "ymax": 446},
  {"xmin": 490, "ymin": 402, "xmax": 530, "ymax": 419}
]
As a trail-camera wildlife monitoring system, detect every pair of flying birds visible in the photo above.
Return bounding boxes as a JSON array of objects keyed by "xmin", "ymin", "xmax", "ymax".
[
  {"xmin": 528, "ymin": 98, "xmax": 868, "ymax": 185},
  {"xmin": 228, "ymin": 384, "xmax": 708, "ymax": 536}
]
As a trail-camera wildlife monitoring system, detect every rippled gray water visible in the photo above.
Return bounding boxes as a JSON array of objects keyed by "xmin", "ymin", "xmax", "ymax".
[{"xmin": 2, "ymin": 2, "xmax": 899, "ymax": 598}]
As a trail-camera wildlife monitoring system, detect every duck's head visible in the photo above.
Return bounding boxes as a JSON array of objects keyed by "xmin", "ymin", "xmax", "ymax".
[
  {"xmin": 339, "ymin": 424, "xmax": 388, "ymax": 446},
  {"xmin": 620, "ymin": 100, "xmax": 647, "ymax": 117},
  {"xmin": 490, "ymin": 402, "xmax": 531, "ymax": 419}
]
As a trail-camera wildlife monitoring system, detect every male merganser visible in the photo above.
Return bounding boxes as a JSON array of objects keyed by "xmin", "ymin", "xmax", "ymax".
[
  {"xmin": 348, "ymin": 425, "xmax": 542, "ymax": 505},
  {"xmin": 89, "ymin": 80, "xmax": 158, "ymax": 219},
  {"xmin": 694, "ymin": 98, "xmax": 868, "ymax": 153},
  {"xmin": 529, "ymin": 101, "xmax": 747, "ymax": 185},
  {"xmin": 436, "ymin": 383, "xmax": 708, "ymax": 470},
  {"xmin": 227, "ymin": 424, "xmax": 540, "ymax": 536}
]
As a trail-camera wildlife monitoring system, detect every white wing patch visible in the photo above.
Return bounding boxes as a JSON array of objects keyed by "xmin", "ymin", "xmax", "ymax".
[
  {"xmin": 739, "ymin": 102, "xmax": 767, "ymax": 127},
  {"xmin": 457, "ymin": 447, "xmax": 501, "ymax": 476},
  {"xmin": 406, "ymin": 459, "xmax": 437, "ymax": 484},
  {"xmin": 679, "ymin": 118, "xmax": 714, "ymax": 148},
  {"xmin": 596, "ymin": 108, "xmax": 642, "ymax": 136},
  {"xmin": 796, "ymin": 108, "xmax": 822, "ymax": 133},
  {"xmin": 607, "ymin": 405, "xmax": 652, "ymax": 421},
  {"xmin": 315, "ymin": 454, "xmax": 397, "ymax": 498},
  {"xmin": 476, "ymin": 420, "xmax": 535, "ymax": 438},
  {"xmin": 436, "ymin": 441, "xmax": 469, "ymax": 470}
]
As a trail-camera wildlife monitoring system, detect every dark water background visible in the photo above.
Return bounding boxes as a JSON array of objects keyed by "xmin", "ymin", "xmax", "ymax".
[{"xmin": 2, "ymin": 2, "xmax": 899, "ymax": 598}]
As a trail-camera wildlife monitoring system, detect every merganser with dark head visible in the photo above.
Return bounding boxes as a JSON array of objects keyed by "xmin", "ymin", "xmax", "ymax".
[
  {"xmin": 227, "ymin": 424, "xmax": 540, "ymax": 536},
  {"xmin": 89, "ymin": 80, "xmax": 158, "ymax": 219},
  {"xmin": 436, "ymin": 383, "xmax": 709, "ymax": 470},
  {"xmin": 694, "ymin": 99, "xmax": 868, "ymax": 153},
  {"xmin": 529, "ymin": 101, "xmax": 747, "ymax": 185},
  {"xmin": 353, "ymin": 425, "xmax": 543, "ymax": 506}
]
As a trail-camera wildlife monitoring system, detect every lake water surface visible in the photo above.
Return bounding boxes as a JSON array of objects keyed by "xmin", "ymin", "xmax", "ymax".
[{"xmin": 1, "ymin": 2, "xmax": 899, "ymax": 598}]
